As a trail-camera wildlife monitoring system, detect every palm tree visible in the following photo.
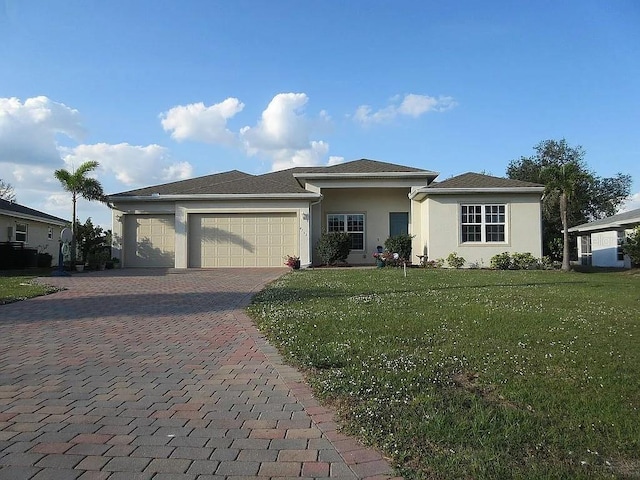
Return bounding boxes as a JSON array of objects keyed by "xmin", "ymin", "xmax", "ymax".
[
  {"xmin": 540, "ymin": 161, "xmax": 586, "ymax": 271},
  {"xmin": 54, "ymin": 161, "xmax": 106, "ymax": 263}
]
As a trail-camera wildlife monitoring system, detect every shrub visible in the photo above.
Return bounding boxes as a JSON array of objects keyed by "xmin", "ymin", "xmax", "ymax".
[
  {"xmin": 384, "ymin": 234, "xmax": 414, "ymax": 262},
  {"xmin": 446, "ymin": 252, "xmax": 465, "ymax": 269},
  {"xmin": 491, "ymin": 252, "xmax": 512, "ymax": 270},
  {"xmin": 623, "ymin": 226, "xmax": 640, "ymax": 266},
  {"xmin": 425, "ymin": 258, "xmax": 444, "ymax": 269},
  {"xmin": 511, "ymin": 252, "xmax": 538, "ymax": 270},
  {"xmin": 316, "ymin": 232, "xmax": 352, "ymax": 265}
]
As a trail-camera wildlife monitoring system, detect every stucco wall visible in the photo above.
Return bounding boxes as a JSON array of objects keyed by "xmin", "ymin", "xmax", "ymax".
[
  {"xmin": 417, "ymin": 193, "xmax": 542, "ymax": 267},
  {"xmin": 318, "ymin": 188, "xmax": 411, "ymax": 265},
  {"xmin": 0, "ymin": 214, "xmax": 65, "ymax": 266},
  {"xmin": 591, "ymin": 230, "xmax": 631, "ymax": 268}
]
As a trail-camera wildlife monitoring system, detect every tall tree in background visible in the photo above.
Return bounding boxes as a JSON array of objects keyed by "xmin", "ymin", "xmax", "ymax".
[
  {"xmin": 0, "ymin": 179, "xmax": 16, "ymax": 202},
  {"xmin": 54, "ymin": 161, "xmax": 107, "ymax": 262},
  {"xmin": 507, "ymin": 139, "xmax": 631, "ymax": 269}
]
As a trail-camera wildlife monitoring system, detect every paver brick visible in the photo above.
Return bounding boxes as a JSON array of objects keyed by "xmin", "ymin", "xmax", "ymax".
[{"xmin": 0, "ymin": 270, "xmax": 398, "ymax": 480}]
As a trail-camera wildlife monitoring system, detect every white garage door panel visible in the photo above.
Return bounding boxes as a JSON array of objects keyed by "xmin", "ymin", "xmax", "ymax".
[
  {"xmin": 189, "ymin": 213, "xmax": 298, "ymax": 268},
  {"xmin": 124, "ymin": 215, "xmax": 175, "ymax": 267}
]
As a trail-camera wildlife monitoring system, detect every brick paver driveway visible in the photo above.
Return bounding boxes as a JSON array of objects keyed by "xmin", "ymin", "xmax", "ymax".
[{"xmin": 0, "ymin": 269, "xmax": 397, "ymax": 480}]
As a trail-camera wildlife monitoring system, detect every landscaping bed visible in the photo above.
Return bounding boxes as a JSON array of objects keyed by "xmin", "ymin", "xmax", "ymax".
[{"xmin": 248, "ymin": 268, "xmax": 640, "ymax": 479}]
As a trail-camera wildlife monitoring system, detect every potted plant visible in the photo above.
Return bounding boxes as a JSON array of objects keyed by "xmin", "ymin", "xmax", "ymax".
[{"xmin": 284, "ymin": 255, "xmax": 301, "ymax": 270}]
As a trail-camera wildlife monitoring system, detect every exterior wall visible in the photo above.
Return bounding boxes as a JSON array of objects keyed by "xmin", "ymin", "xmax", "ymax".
[
  {"xmin": 0, "ymin": 214, "xmax": 65, "ymax": 266},
  {"xmin": 590, "ymin": 229, "xmax": 631, "ymax": 268},
  {"xmin": 419, "ymin": 193, "xmax": 542, "ymax": 267},
  {"xmin": 318, "ymin": 188, "xmax": 411, "ymax": 265},
  {"xmin": 111, "ymin": 199, "xmax": 312, "ymax": 268}
]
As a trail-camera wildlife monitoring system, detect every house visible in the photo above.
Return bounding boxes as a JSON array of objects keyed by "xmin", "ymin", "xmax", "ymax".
[
  {"xmin": 568, "ymin": 208, "xmax": 640, "ymax": 268},
  {"xmin": 0, "ymin": 198, "xmax": 69, "ymax": 266},
  {"xmin": 108, "ymin": 159, "xmax": 545, "ymax": 269}
]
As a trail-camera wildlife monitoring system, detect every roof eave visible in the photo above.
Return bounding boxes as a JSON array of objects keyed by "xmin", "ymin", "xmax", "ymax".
[
  {"xmin": 293, "ymin": 171, "xmax": 438, "ymax": 180},
  {"xmin": 0, "ymin": 209, "xmax": 69, "ymax": 226},
  {"xmin": 409, "ymin": 186, "xmax": 545, "ymax": 199},
  {"xmin": 108, "ymin": 193, "xmax": 323, "ymax": 202},
  {"xmin": 568, "ymin": 218, "xmax": 640, "ymax": 233}
]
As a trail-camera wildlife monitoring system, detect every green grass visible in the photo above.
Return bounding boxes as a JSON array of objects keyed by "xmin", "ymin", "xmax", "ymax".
[
  {"xmin": 248, "ymin": 268, "xmax": 640, "ymax": 479},
  {"xmin": 0, "ymin": 270, "xmax": 60, "ymax": 305}
]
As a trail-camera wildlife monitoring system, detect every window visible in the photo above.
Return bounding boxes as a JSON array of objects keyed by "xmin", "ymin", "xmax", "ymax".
[
  {"xmin": 16, "ymin": 223, "xmax": 27, "ymax": 243},
  {"xmin": 327, "ymin": 214, "xmax": 364, "ymax": 250},
  {"xmin": 48, "ymin": 227, "xmax": 53, "ymax": 240},
  {"xmin": 580, "ymin": 235, "xmax": 592, "ymax": 266},
  {"xmin": 617, "ymin": 231, "xmax": 625, "ymax": 261},
  {"xmin": 461, "ymin": 205, "xmax": 506, "ymax": 243}
]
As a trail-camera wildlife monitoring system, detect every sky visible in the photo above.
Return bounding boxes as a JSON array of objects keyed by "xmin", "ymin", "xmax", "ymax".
[{"xmin": 1, "ymin": 0, "xmax": 639, "ymax": 229}]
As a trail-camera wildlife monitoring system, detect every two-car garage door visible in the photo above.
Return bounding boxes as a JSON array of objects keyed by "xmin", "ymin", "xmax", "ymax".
[
  {"xmin": 125, "ymin": 213, "xmax": 298, "ymax": 268},
  {"xmin": 188, "ymin": 213, "xmax": 298, "ymax": 267}
]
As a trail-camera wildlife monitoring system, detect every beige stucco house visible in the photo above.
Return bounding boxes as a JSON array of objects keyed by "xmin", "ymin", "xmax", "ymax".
[
  {"xmin": 0, "ymin": 198, "xmax": 69, "ymax": 266},
  {"xmin": 568, "ymin": 208, "xmax": 640, "ymax": 268},
  {"xmin": 108, "ymin": 159, "xmax": 545, "ymax": 268}
]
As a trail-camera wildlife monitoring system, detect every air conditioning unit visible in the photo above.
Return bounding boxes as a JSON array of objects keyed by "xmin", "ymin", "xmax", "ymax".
[{"xmin": 7, "ymin": 226, "xmax": 13, "ymax": 241}]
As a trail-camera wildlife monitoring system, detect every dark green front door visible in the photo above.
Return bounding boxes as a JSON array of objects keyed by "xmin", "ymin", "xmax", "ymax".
[{"xmin": 389, "ymin": 212, "xmax": 409, "ymax": 237}]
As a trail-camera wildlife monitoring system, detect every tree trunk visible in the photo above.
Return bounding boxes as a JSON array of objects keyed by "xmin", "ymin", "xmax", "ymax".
[
  {"xmin": 560, "ymin": 192, "xmax": 571, "ymax": 271},
  {"xmin": 71, "ymin": 193, "xmax": 77, "ymax": 263}
]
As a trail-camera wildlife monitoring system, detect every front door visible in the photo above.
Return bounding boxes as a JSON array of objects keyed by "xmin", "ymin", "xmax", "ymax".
[{"xmin": 389, "ymin": 212, "xmax": 409, "ymax": 237}]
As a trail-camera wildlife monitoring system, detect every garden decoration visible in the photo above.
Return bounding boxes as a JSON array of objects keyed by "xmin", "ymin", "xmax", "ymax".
[{"xmin": 52, "ymin": 228, "xmax": 72, "ymax": 277}]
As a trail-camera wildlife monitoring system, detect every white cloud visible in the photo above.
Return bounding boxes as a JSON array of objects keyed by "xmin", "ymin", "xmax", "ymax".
[
  {"xmin": 159, "ymin": 93, "xmax": 339, "ymax": 171},
  {"xmin": 620, "ymin": 192, "xmax": 640, "ymax": 212},
  {"xmin": 0, "ymin": 96, "xmax": 85, "ymax": 165},
  {"xmin": 160, "ymin": 98, "xmax": 244, "ymax": 145},
  {"xmin": 328, "ymin": 155, "xmax": 345, "ymax": 166},
  {"xmin": 240, "ymin": 93, "xmax": 332, "ymax": 170},
  {"xmin": 353, "ymin": 93, "xmax": 457, "ymax": 125},
  {"xmin": 63, "ymin": 143, "xmax": 193, "ymax": 187}
]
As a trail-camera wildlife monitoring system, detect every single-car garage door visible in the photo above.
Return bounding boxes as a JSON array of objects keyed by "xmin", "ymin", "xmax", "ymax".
[
  {"xmin": 189, "ymin": 213, "xmax": 298, "ymax": 267},
  {"xmin": 124, "ymin": 215, "xmax": 175, "ymax": 267}
]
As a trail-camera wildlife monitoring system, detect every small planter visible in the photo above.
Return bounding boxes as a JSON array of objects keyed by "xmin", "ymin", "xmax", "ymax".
[
  {"xmin": 292, "ymin": 259, "xmax": 301, "ymax": 270},
  {"xmin": 75, "ymin": 263, "xmax": 85, "ymax": 272},
  {"xmin": 376, "ymin": 258, "xmax": 385, "ymax": 268}
]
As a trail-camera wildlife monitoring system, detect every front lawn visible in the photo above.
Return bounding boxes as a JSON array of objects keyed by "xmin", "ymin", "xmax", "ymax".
[
  {"xmin": 248, "ymin": 268, "xmax": 640, "ymax": 479},
  {"xmin": 0, "ymin": 271, "xmax": 60, "ymax": 305}
]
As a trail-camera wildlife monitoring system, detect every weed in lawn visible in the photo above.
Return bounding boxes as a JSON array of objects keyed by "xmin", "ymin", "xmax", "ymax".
[
  {"xmin": 248, "ymin": 269, "xmax": 640, "ymax": 479},
  {"xmin": 0, "ymin": 274, "xmax": 60, "ymax": 305}
]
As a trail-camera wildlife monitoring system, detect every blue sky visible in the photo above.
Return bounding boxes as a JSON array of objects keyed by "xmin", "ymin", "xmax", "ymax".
[{"xmin": 1, "ymin": 0, "xmax": 639, "ymax": 228}]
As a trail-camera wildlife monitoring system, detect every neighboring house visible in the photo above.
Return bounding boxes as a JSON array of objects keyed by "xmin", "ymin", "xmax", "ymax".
[
  {"xmin": 568, "ymin": 208, "xmax": 640, "ymax": 268},
  {"xmin": 108, "ymin": 159, "xmax": 545, "ymax": 269},
  {"xmin": 0, "ymin": 198, "xmax": 69, "ymax": 266}
]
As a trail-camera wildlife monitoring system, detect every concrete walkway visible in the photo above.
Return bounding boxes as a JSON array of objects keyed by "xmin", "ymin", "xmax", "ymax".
[{"xmin": 0, "ymin": 269, "xmax": 399, "ymax": 480}]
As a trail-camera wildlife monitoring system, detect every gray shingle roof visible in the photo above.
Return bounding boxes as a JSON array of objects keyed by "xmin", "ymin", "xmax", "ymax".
[
  {"xmin": 0, "ymin": 198, "xmax": 69, "ymax": 224},
  {"xmin": 427, "ymin": 172, "xmax": 544, "ymax": 189},
  {"xmin": 568, "ymin": 207, "xmax": 640, "ymax": 233},
  {"xmin": 109, "ymin": 159, "xmax": 433, "ymax": 198}
]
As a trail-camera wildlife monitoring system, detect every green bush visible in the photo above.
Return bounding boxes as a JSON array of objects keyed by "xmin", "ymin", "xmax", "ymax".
[
  {"xmin": 384, "ymin": 234, "xmax": 414, "ymax": 262},
  {"xmin": 491, "ymin": 252, "xmax": 512, "ymax": 270},
  {"xmin": 512, "ymin": 252, "xmax": 538, "ymax": 270},
  {"xmin": 446, "ymin": 252, "xmax": 465, "ymax": 269},
  {"xmin": 623, "ymin": 226, "xmax": 640, "ymax": 266},
  {"xmin": 316, "ymin": 232, "xmax": 352, "ymax": 265}
]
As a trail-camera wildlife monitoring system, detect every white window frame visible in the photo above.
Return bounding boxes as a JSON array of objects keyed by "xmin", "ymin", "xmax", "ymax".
[
  {"xmin": 327, "ymin": 213, "xmax": 365, "ymax": 251},
  {"xmin": 460, "ymin": 204, "xmax": 507, "ymax": 244},
  {"xmin": 15, "ymin": 223, "xmax": 28, "ymax": 243}
]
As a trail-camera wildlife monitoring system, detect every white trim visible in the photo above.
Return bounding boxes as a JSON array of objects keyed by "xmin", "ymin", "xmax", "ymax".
[
  {"xmin": 326, "ymin": 212, "xmax": 366, "ymax": 251},
  {"xmin": 294, "ymin": 171, "xmax": 438, "ymax": 180},
  {"xmin": 458, "ymin": 203, "xmax": 509, "ymax": 245},
  {"xmin": 0, "ymin": 209, "xmax": 68, "ymax": 226},
  {"xmin": 109, "ymin": 193, "xmax": 322, "ymax": 202},
  {"xmin": 409, "ymin": 186, "xmax": 545, "ymax": 200}
]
